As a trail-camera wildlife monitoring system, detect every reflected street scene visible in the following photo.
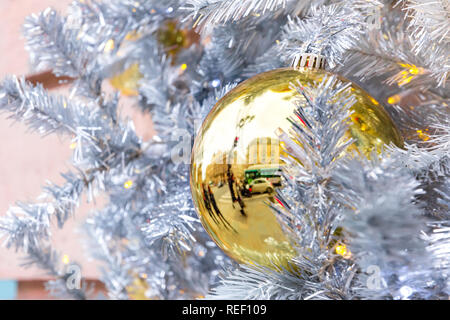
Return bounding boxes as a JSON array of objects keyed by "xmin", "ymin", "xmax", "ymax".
[{"xmin": 192, "ymin": 135, "xmax": 295, "ymax": 267}]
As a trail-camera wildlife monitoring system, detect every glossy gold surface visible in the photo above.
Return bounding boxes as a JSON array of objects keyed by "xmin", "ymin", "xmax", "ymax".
[{"xmin": 190, "ymin": 68, "xmax": 403, "ymax": 268}]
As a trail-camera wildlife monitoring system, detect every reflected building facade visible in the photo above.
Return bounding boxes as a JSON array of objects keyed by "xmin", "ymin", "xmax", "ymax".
[{"xmin": 245, "ymin": 137, "xmax": 280, "ymax": 166}]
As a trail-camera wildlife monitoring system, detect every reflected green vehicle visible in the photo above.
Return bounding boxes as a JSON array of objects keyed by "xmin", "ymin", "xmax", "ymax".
[{"xmin": 244, "ymin": 164, "xmax": 282, "ymax": 187}]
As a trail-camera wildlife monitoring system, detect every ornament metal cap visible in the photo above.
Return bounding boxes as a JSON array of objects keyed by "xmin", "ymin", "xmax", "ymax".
[{"xmin": 291, "ymin": 53, "xmax": 326, "ymax": 70}]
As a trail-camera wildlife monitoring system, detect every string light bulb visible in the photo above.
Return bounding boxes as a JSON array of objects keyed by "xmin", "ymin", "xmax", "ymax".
[
  {"xmin": 124, "ymin": 180, "xmax": 134, "ymax": 189},
  {"xmin": 335, "ymin": 244, "xmax": 352, "ymax": 259},
  {"xmin": 62, "ymin": 254, "xmax": 70, "ymax": 265}
]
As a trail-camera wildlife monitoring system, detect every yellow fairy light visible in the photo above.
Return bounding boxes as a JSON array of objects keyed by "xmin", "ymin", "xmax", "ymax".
[
  {"xmin": 62, "ymin": 254, "xmax": 70, "ymax": 264},
  {"xmin": 124, "ymin": 180, "xmax": 133, "ymax": 189},
  {"xmin": 104, "ymin": 39, "xmax": 115, "ymax": 53},
  {"xmin": 69, "ymin": 142, "xmax": 77, "ymax": 149},
  {"xmin": 180, "ymin": 63, "xmax": 188, "ymax": 71},
  {"xmin": 398, "ymin": 75, "xmax": 414, "ymax": 86},
  {"xmin": 369, "ymin": 96, "xmax": 379, "ymax": 105},
  {"xmin": 360, "ymin": 123, "xmax": 368, "ymax": 131},
  {"xmin": 417, "ymin": 129, "xmax": 430, "ymax": 141},
  {"xmin": 408, "ymin": 64, "xmax": 423, "ymax": 75},
  {"xmin": 335, "ymin": 244, "xmax": 351, "ymax": 259},
  {"xmin": 397, "ymin": 63, "xmax": 425, "ymax": 86},
  {"xmin": 387, "ymin": 94, "xmax": 401, "ymax": 104},
  {"xmin": 125, "ymin": 31, "xmax": 140, "ymax": 41}
]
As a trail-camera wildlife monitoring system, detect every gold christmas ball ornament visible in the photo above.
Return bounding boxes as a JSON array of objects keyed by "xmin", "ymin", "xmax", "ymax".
[
  {"xmin": 190, "ymin": 66, "xmax": 404, "ymax": 269},
  {"xmin": 106, "ymin": 31, "xmax": 144, "ymax": 96},
  {"xmin": 157, "ymin": 20, "xmax": 188, "ymax": 60},
  {"xmin": 126, "ymin": 275, "xmax": 155, "ymax": 300},
  {"xmin": 109, "ymin": 22, "xmax": 199, "ymax": 95},
  {"xmin": 157, "ymin": 20, "xmax": 200, "ymax": 64},
  {"xmin": 110, "ymin": 63, "xmax": 143, "ymax": 96}
]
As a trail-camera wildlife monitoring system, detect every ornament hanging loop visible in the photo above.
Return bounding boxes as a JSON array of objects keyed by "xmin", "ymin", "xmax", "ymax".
[{"xmin": 291, "ymin": 53, "xmax": 326, "ymax": 70}]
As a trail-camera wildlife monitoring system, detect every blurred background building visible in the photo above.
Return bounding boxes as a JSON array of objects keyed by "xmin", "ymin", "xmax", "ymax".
[{"xmin": 0, "ymin": 0, "xmax": 153, "ymax": 299}]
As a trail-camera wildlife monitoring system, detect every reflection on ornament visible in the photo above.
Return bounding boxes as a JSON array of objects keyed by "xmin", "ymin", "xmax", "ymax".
[
  {"xmin": 190, "ymin": 68, "xmax": 403, "ymax": 269},
  {"xmin": 110, "ymin": 63, "xmax": 142, "ymax": 96}
]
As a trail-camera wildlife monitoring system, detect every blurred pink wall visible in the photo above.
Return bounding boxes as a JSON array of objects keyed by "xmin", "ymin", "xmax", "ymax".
[{"xmin": 0, "ymin": 0, "xmax": 155, "ymax": 280}]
